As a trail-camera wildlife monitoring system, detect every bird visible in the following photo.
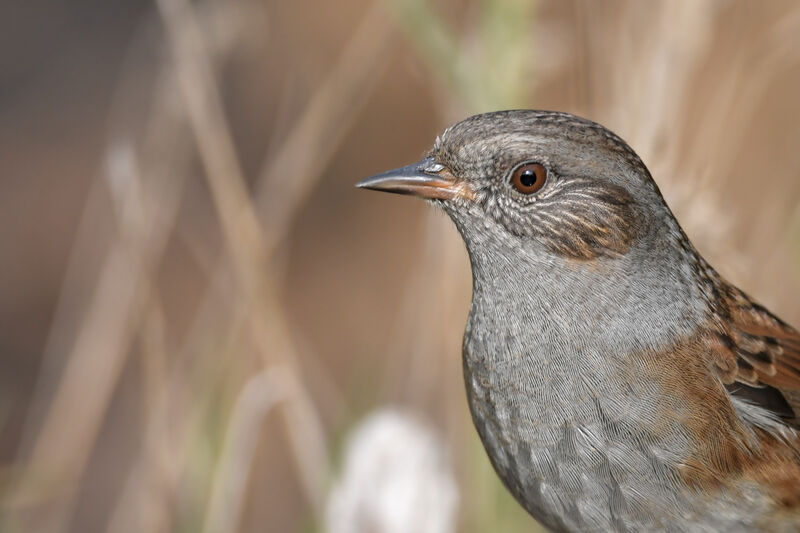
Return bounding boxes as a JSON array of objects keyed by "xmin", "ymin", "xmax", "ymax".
[{"xmin": 356, "ymin": 110, "xmax": 800, "ymax": 532}]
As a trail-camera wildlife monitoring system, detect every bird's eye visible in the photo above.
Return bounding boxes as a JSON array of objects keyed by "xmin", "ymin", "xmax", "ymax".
[{"xmin": 510, "ymin": 162, "xmax": 547, "ymax": 195}]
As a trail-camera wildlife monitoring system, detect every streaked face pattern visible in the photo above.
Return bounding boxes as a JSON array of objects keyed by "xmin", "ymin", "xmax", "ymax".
[{"xmin": 428, "ymin": 111, "xmax": 646, "ymax": 260}]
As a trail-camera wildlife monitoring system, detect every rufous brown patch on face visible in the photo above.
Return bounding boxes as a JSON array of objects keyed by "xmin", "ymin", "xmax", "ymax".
[{"xmin": 524, "ymin": 181, "xmax": 639, "ymax": 261}]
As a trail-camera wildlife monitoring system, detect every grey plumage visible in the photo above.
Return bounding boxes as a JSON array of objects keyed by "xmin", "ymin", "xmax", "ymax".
[{"xmin": 358, "ymin": 110, "xmax": 800, "ymax": 532}]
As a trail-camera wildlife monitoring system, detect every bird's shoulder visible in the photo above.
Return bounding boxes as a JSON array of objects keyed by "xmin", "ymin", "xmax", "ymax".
[
  {"xmin": 657, "ymin": 269, "xmax": 800, "ymax": 511},
  {"xmin": 698, "ymin": 270, "xmax": 800, "ymax": 427}
]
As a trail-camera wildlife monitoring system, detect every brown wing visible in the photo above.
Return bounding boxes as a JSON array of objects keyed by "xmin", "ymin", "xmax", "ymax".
[{"xmin": 706, "ymin": 282, "xmax": 800, "ymax": 424}]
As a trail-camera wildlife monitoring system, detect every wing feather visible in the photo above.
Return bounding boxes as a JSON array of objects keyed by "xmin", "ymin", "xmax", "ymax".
[{"xmin": 706, "ymin": 281, "xmax": 800, "ymax": 425}]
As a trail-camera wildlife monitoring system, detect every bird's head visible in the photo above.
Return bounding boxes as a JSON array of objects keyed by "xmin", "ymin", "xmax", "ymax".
[{"xmin": 358, "ymin": 110, "xmax": 673, "ymax": 263}]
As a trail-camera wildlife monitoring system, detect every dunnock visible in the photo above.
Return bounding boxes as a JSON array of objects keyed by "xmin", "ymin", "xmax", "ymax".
[{"xmin": 358, "ymin": 111, "xmax": 800, "ymax": 532}]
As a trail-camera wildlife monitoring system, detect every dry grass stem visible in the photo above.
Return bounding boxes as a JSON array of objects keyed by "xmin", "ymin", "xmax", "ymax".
[
  {"xmin": 201, "ymin": 371, "xmax": 285, "ymax": 533},
  {"xmin": 255, "ymin": 3, "xmax": 394, "ymax": 253}
]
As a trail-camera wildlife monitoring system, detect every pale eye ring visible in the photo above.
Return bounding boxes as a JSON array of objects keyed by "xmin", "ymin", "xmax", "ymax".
[{"xmin": 510, "ymin": 162, "xmax": 547, "ymax": 195}]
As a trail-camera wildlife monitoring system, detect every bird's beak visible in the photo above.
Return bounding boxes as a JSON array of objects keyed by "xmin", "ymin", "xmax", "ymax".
[{"xmin": 356, "ymin": 156, "xmax": 475, "ymax": 201}]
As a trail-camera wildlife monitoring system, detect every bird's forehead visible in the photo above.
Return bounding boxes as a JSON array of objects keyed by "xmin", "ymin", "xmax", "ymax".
[
  {"xmin": 434, "ymin": 110, "xmax": 647, "ymax": 178},
  {"xmin": 442, "ymin": 133, "xmax": 549, "ymax": 175}
]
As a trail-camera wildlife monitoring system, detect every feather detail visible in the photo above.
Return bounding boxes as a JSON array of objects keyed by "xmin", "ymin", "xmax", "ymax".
[{"xmin": 701, "ymin": 272, "xmax": 800, "ymax": 426}]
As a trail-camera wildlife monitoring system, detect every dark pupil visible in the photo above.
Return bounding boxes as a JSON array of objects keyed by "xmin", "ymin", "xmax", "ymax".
[{"xmin": 520, "ymin": 169, "xmax": 536, "ymax": 187}]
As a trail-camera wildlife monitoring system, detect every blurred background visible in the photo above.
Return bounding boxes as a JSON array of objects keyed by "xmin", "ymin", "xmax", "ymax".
[{"xmin": 3, "ymin": 1, "xmax": 800, "ymax": 532}]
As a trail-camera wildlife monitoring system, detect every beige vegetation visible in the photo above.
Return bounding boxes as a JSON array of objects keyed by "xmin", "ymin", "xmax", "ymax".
[{"xmin": 2, "ymin": 0, "xmax": 800, "ymax": 532}]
